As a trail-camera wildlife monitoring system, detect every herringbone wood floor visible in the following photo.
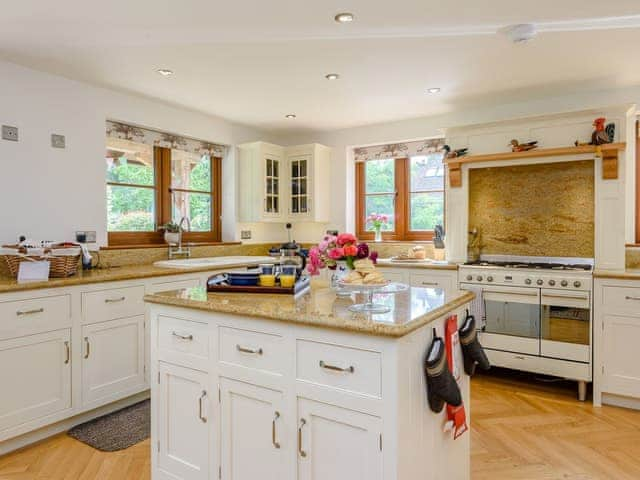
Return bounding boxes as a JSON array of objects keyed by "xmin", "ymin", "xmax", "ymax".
[{"xmin": 2, "ymin": 370, "xmax": 640, "ymax": 479}]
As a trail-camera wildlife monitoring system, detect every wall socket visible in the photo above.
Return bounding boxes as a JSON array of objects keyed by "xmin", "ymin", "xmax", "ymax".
[
  {"xmin": 76, "ymin": 231, "xmax": 97, "ymax": 243},
  {"xmin": 240, "ymin": 230, "xmax": 252, "ymax": 240},
  {"xmin": 2, "ymin": 125, "xmax": 18, "ymax": 141},
  {"xmin": 51, "ymin": 134, "xmax": 66, "ymax": 148}
]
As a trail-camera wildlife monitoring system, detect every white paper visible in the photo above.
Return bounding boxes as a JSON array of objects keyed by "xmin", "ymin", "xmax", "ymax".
[{"xmin": 17, "ymin": 261, "xmax": 50, "ymax": 283}]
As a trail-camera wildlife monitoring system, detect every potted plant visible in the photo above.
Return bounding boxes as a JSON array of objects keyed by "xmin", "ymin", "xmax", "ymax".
[{"xmin": 160, "ymin": 222, "xmax": 181, "ymax": 245}]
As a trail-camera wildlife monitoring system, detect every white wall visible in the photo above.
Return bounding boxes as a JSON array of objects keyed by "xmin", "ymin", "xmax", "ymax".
[
  {"xmin": 281, "ymin": 86, "xmax": 640, "ymax": 238},
  {"xmin": 0, "ymin": 60, "xmax": 279, "ymax": 246}
]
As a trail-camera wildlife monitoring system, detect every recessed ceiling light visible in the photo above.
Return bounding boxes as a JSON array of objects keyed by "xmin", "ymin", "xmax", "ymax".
[
  {"xmin": 427, "ymin": 87, "xmax": 441, "ymax": 94},
  {"xmin": 334, "ymin": 12, "xmax": 354, "ymax": 23},
  {"xmin": 285, "ymin": 114, "xmax": 297, "ymax": 119},
  {"xmin": 325, "ymin": 73, "xmax": 340, "ymax": 80},
  {"xmin": 156, "ymin": 69, "xmax": 174, "ymax": 77}
]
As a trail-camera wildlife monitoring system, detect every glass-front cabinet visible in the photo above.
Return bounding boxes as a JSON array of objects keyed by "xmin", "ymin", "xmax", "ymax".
[
  {"xmin": 288, "ymin": 154, "xmax": 311, "ymax": 217},
  {"xmin": 238, "ymin": 142, "xmax": 331, "ymax": 223}
]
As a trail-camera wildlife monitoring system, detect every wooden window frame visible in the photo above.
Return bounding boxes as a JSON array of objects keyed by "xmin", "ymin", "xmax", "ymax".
[
  {"xmin": 636, "ymin": 119, "xmax": 640, "ymax": 243},
  {"xmin": 108, "ymin": 146, "xmax": 222, "ymax": 246},
  {"xmin": 356, "ymin": 156, "xmax": 444, "ymax": 241}
]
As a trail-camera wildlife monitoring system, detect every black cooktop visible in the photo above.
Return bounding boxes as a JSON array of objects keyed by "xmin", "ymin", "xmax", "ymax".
[{"xmin": 463, "ymin": 260, "xmax": 592, "ymax": 271}]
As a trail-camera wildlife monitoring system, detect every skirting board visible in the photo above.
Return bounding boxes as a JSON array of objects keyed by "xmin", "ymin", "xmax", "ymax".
[
  {"xmin": 602, "ymin": 393, "xmax": 640, "ymax": 411},
  {"xmin": 0, "ymin": 390, "xmax": 150, "ymax": 456}
]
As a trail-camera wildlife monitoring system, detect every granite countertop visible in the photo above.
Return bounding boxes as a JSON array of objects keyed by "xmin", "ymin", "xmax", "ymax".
[
  {"xmin": 376, "ymin": 258, "xmax": 458, "ymax": 270},
  {"xmin": 593, "ymin": 269, "xmax": 640, "ymax": 280},
  {"xmin": 0, "ymin": 260, "xmax": 269, "ymax": 294},
  {"xmin": 144, "ymin": 285, "xmax": 474, "ymax": 338}
]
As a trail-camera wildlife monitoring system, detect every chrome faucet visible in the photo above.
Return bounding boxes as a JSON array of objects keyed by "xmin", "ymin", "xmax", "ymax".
[{"xmin": 168, "ymin": 216, "xmax": 192, "ymax": 259}]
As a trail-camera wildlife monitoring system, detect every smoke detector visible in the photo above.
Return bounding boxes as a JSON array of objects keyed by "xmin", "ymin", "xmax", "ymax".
[{"xmin": 505, "ymin": 24, "xmax": 537, "ymax": 44}]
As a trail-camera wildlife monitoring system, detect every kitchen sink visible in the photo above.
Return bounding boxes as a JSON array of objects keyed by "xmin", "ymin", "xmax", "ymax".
[{"xmin": 154, "ymin": 255, "xmax": 275, "ymax": 270}]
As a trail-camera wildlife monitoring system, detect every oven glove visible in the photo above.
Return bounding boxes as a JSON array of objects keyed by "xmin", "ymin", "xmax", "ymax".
[
  {"xmin": 425, "ymin": 334, "xmax": 462, "ymax": 413},
  {"xmin": 459, "ymin": 314, "xmax": 491, "ymax": 376}
]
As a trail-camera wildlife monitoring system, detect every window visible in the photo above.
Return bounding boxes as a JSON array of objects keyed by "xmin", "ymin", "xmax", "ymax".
[
  {"xmin": 106, "ymin": 137, "xmax": 221, "ymax": 245},
  {"xmin": 356, "ymin": 152, "xmax": 445, "ymax": 241}
]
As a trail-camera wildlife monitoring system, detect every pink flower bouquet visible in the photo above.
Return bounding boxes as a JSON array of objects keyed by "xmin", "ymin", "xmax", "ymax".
[{"xmin": 307, "ymin": 233, "xmax": 378, "ymax": 275}]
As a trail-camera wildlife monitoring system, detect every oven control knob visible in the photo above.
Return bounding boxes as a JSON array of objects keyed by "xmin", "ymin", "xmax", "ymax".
[
  {"xmin": 536, "ymin": 279, "xmax": 543, "ymax": 286},
  {"xmin": 548, "ymin": 279, "xmax": 556, "ymax": 286},
  {"xmin": 525, "ymin": 278, "xmax": 532, "ymax": 285},
  {"xmin": 466, "ymin": 275, "xmax": 472, "ymax": 281},
  {"xmin": 487, "ymin": 276, "xmax": 493, "ymax": 282},
  {"xmin": 476, "ymin": 275, "xmax": 483, "ymax": 281},
  {"xmin": 574, "ymin": 281, "xmax": 582, "ymax": 288},
  {"xmin": 561, "ymin": 280, "xmax": 568, "ymax": 287}
]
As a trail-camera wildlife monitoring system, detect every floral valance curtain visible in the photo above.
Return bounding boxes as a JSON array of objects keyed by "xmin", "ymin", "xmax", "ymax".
[
  {"xmin": 106, "ymin": 120, "xmax": 227, "ymax": 158},
  {"xmin": 354, "ymin": 138, "xmax": 445, "ymax": 162}
]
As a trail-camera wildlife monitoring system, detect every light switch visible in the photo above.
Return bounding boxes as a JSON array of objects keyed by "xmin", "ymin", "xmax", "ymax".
[
  {"xmin": 241, "ymin": 230, "xmax": 252, "ymax": 240},
  {"xmin": 51, "ymin": 134, "xmax": 66, "ymax": 148}
]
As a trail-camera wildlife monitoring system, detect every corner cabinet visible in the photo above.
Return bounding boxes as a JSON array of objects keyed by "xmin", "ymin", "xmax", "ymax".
[{"xmin": 238, "ymin": 142, "xmax": 332, "ymax": 223}]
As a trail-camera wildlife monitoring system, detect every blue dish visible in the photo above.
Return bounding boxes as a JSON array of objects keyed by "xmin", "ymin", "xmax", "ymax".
[{"xmin": 226, "ymin": 269, "xmax": 260, "ymax": 286}]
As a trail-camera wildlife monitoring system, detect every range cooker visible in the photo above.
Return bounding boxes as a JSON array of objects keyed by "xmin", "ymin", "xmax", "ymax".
[{"xmin": 459, "ymin": 255, "xmax": 593, "ymax": 401}]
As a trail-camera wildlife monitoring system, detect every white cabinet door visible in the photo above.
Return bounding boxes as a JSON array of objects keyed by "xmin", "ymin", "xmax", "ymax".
[
  {"xmin": 157, "ymin": 363, "xmax": 211, "ymax": 480},
  {"xmin": 287, "ymin": 153, "xmax": 313, "ymax": 221},
  {"xmin": 82, "ymin": 316, "xmax": 145, "ymax": 405},
  {"xmin": 297, "ymin": 398, "xmax": 382, "ymax": 480},
  {"xmin": 220, "ymin": 378, "xmax": 286, "ymax": 480},
  {"xmin": 0, "ymin": 329, "xmax": 71, "ymax": 432},
  {"xmin": 602, "ymin": 314, "xmax": 640, "ymax": 397}
]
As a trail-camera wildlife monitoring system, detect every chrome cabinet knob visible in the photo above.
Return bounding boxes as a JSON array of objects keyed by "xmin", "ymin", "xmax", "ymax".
[
  {"xmin": 524, "ymin": 278, "xmax": 532, "ymax": 285},
  {"xmin": 574, "ymin": 281, "xmax": 582, "ymax": 288},
  {"xmin": 548, "ymin": 279, "xmax": 556, "ymax": 286},
  {"xmin": 536, "ymin": 279, "xmax": 543, "ymax": 285},
  {"xmin": 561, "ymin": 280, "xmax": 568, "ymax": 287},
  {"xmin": 466, "ymin": 275, "xmax": 473, "ymax": 281},
  {"xmin": 487, "ymin": 276, "xmax": 493, "ymax": 282},
  {"xmin": 476, "ymin": 275, "xmax": 483, "ymax": 281}
]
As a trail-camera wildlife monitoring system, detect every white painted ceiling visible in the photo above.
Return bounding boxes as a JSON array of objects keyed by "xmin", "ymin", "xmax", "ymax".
[{"xmin": 1, "ymin": 1, "xmax": 640, "ymax": 132}]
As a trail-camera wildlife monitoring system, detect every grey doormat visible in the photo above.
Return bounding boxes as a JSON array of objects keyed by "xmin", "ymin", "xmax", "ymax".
[{"xmin": 68, "ymin": 400, "xmax": 150, "ymax": 452}]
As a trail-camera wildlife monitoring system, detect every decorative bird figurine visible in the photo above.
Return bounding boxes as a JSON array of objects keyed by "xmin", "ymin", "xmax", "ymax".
[
  {"xmin": 575, "ymin": 117, "xmax": 615, "ymax": 146},
  {"xmin": 442, "ymin": 145, "xmax": 469, "ymax": 159},
  {"xmin": 510, "ymin": 139, "xmax": 538, "ymax": 152}
]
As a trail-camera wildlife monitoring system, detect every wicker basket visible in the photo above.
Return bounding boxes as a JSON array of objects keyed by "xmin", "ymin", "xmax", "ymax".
[{"xmin": 1, "ymin": 246, "xmax": 81, "ymax": 278}]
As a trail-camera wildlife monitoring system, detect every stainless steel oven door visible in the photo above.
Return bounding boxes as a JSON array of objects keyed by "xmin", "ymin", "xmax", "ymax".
[
  {"xmin": 540, "ymin": 289, "xmax": 590, "ymax": 363},
  {"xmin": 481, "ymin": 286, "xmax": 541, "ymax": 356}
]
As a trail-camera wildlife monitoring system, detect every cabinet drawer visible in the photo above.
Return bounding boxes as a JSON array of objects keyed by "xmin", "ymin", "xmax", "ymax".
[
  {"xmin": 0, "ymin": 295, "xmax": 71, "ymax": 340},
  {"xmin": 409, "ymin": 271, "xmax": 452, "ymax": 291},
  {"xmin": 296, "ymin": 340, "xmax": 382, "ymax": 398},
  {"xmin": 602, "ymin": 286, "xmax": 640, "ymax": 315},
  {"xmin": 149, "ymin": 278, "xmax": 200, "ymax": 294},
  {"xmin": 158, "ymin": 316, "xmax": 210, "ymax": 370},
  {"xmin": 219, "ymin": 326, "xmax": 284, "ymax": 375},
  {"xmin": 82, "ymin": 285, "xmax": 145, "ymax": 324}
]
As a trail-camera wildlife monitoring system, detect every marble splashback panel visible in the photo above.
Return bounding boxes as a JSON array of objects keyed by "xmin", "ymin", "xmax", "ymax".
[
  {"xmin": 468, "ymin": 160, "xmax": 595, "ymax": 258},
  {"xmin": 626, "ymin": 247, "xmax": 640, "ymax": 269}
]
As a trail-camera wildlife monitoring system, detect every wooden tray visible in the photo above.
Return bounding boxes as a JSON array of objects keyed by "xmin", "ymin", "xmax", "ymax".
[{"xmin": 207, "ymin": 275, "xmax": 311, "ymax": 295}]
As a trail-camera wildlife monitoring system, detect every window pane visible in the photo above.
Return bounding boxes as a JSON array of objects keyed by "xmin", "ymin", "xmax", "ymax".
[
  {"xmin": 105, "ymin": 138, "xmax": 154, "ymax": 186},
  {"xmin": 365, "ymin": 195, "xmax": 395, "ymax": 231},
  {"xmin": 410, "ymin": 154, "xmax": 444, "ymax": 192},
  {"xmin": 107, "ymin": 185, "xmax": 155, "ymax": 231},
  {"xmin": 172, "ymin": 191, "xmax": 212, "ymax": 232},
  {"xmin": 171, "ymin": 150, "xmax": 211, "ymax": 192},
  {"xmin": 365, "ymin": 159, "xmax": 395, "ymax": 193},
  {"xmin": 410, "ymin": 192, "xmax": 444, "ymax": 231}
]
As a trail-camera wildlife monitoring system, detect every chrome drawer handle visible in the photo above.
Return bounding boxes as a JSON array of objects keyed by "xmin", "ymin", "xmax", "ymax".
[
  {"xmin": 421, "ymin": 282, "xmax": 439, "ymax": 286},
  {"xmin": 172, "ymin": 331, "xmax": 194, "ymax": 341},
  {"xmin": 16, "ymin": 308, "xmax": 44, "ymax": 316},
  {"xmin": 198, "ymin": 390, "xmax": 207, "ymax": 423},
  {"xmin": 64, "ymin": 341, "xmax": 70, "ymax": 364},
  {"xmin": 272, "ymin": 411, "xmax": 281, "ymax": 449},
  {"xmin": 514, "ymin": 355, "xmax": 525, "ymax": 360},
  {"xmin": 298, "ymin": 418, "xmax": 307, "ymax": 458},
  {"xmin": 105, "ymin": 296, "xmax": 126, "ymax": 303},
  {"xmin": 84, "ymin": 337, "xmax": 90, "ymax": 359},
  {"xmin": 236, "ymin": 345, "xmax": 263, "ymax": 355},
  {"xmin": 319, "ymin": 360, "xmax": 355, "ymax": 373},
  {"xmin": 625, "ymin": 296, "xmax": 640, "ymax": 301}
]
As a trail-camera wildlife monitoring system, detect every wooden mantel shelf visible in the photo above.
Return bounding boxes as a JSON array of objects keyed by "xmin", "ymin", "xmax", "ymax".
[{"xmin": 445, "ymin": 142, "xmax": 626, "ymax": 187}]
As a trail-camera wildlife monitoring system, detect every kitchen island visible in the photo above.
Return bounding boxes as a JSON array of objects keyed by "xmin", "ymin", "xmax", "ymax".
[{"xmin": 145, "ymin": 284, "xmax": 474, "ymax": 480}]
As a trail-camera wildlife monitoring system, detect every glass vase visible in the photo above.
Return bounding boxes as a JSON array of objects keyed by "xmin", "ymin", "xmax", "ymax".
[{"xmin": 374, "ymin": 228, "xmax": 383, "ymax": 242}]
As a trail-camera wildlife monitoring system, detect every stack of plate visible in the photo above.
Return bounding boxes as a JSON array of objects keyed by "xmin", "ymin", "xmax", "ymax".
[{"xmin": 225, "ymin": 269, "xmax": 261, "ymax": 286}]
